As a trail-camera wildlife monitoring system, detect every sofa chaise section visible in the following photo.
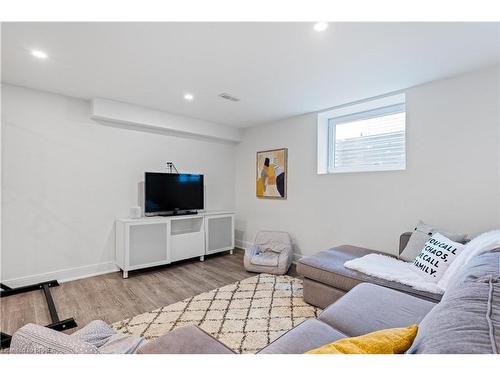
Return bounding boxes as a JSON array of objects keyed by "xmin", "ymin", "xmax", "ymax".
[{"xmin": 297, "ymin": 233, "xmax": 442, "ymax": 308}]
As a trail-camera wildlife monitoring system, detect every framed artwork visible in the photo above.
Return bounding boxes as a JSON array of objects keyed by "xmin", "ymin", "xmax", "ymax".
[{"xmin": 256, "ymin": 148, "xmax": 287, "ymax": 199}]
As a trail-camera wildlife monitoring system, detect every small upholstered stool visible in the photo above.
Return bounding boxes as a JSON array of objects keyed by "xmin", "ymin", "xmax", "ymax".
[{"xmin": 243, "ymin": 231, "xmax": 293, "ymax": 275}]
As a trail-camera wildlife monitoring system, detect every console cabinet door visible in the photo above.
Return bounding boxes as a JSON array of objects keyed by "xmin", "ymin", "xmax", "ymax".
[
  {"xmin": 205, "ymin": 214, "xmax": 234, "ymax": 255},
  {"xmin": 127, "ymin": 222, "xmax": 169, "ymax": 269}
]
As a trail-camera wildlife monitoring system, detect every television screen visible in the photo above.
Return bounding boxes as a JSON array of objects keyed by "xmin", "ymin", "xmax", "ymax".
[{"xmin": 145, "ymin": 173, "xmax": 204, "ymax": 215}]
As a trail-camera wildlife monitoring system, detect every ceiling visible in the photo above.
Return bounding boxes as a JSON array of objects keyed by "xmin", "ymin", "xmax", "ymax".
[{"xmin": 2, "ymin": 22, "xmax": 499, "ymax": 127}]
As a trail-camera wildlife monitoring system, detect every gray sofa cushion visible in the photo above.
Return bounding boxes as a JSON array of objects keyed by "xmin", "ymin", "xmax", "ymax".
[
  {"xmin": 444, "ymin": 248, "xmax": 500, "ymax": 288},
  {"xmin": 303, "ymin": 278, "xmax": 347, "ymax": 308},
  {"xmin": 258, "ymin": 319, "xmax": 347, "ymax": 354},
  {"xmin": 298, "ymin": 245, "xmax": 442, "ymax": 302},
  {"xmin": 318, "ymin": 283, "xmax": 436, "ymax": 337},
  {"xmin": 298, "ymin": 245, "xmax": 377, "ymax": 290},
  {"xmin": 399, "ymin": 221, "xmax": 467, "ymax": 262},
  {"xmin": 408, "ymin": 276, "xmax": 499, "ymax": 354}
]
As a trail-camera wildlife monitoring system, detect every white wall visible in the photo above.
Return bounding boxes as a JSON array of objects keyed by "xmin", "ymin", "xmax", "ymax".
[
  {"xmin": 235, "ymin": 66, "xmax": 500, "ymax": 257},
  {"xmin": 1, "ymin": 84, "xmax": 237, "ymax": 285}
]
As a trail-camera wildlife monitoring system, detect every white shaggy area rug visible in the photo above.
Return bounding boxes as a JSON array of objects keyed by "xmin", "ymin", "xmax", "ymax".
[{"xmin": 112, "ymin": 274, "xmax": 321, "ymax": 354}]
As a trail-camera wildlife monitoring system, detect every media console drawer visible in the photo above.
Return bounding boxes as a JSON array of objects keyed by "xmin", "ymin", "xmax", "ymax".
[{"xmin": 170, "ymin": 231, "xmax": 205, "ymax": 262}]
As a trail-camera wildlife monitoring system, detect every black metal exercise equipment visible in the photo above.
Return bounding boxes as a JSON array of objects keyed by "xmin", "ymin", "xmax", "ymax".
[{"xmin": 0, "ymin": 280, "xmax": 77, "ymax": 349}]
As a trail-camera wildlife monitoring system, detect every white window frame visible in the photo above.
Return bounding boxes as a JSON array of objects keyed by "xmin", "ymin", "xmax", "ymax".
[{"xmin": 317, "ymin": 93, "xmax": 406, "ymax": 174}]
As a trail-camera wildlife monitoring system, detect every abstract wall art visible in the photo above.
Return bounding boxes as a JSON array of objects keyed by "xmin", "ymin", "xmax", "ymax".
[{"xmin": 256, "ymin": 148, "xmax": 287, "ymax": 199}]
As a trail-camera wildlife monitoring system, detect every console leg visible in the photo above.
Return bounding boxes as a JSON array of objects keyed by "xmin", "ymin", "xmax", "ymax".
[
  {"xmin": 122, "ymin": 270, "xmax": 128, "ymax": 279},
  {"xmin": 230, "ymin": 249, "xmax": 234, "ymax": 255},
  {"xmin": 200, "ymin": 256, "xmax": 205, "ymax": 262}
]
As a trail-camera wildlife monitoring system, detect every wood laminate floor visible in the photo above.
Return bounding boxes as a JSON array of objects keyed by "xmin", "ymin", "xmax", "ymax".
[{"xmin": 0, "ymin": 249, "xmax": 298, "ymax": 336}]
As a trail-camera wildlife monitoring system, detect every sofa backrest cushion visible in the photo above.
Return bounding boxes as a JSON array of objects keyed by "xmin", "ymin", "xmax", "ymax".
[
  {"xmin": 399, "ymin": 232, "xmax": 412, "ymax": 254},
  {"xmin": 407, "ymin": 249, "xmax": 500, "ymax": 354},
  {"xmin": 443, "ymin": 248, "xmax": 500, "ymax": 288}
]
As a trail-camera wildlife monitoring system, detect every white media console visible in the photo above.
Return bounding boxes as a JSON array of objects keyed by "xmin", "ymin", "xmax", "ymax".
[{"xmin": 115, "ymin": 211, "xmax": 235, "ymax": 278}]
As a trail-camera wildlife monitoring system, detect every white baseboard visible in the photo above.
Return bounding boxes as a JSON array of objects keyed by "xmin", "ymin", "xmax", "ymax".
[
  {"xmin": 2, "ymin": 249, "xmax": 301, "ymax": 288},
  {"xmin": 1, "ymin": 261, "xmax": 119, "ymax": 288}
]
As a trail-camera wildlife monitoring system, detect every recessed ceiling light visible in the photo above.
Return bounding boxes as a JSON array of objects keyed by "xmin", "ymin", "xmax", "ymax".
[
  {"xmin": 313, "ymin": 22, "xmax": 328, "ymax": 32},
  {"xmin": 31, "ymin": 49, "xmax": 48, "ymax": 59},
  {"xmin": 183, "ymin": 93, "xmax": 194, "ymax": 101}
]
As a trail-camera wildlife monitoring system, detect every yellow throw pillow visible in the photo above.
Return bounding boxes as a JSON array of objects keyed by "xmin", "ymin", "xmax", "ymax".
[{"xmin": 306, "ymin": 325, "xmax": 418, "ymax": 354}]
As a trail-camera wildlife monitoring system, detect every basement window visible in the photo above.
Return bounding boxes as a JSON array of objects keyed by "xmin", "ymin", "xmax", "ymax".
[{"xmin": 317, "ymin": 94, "xmax": 406, "ymax": 174}]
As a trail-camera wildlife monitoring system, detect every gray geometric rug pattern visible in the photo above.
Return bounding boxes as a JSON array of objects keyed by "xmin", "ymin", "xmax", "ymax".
[{"xmin": 112, "ymin": 274, "xmax": 321, "ymax": 353}]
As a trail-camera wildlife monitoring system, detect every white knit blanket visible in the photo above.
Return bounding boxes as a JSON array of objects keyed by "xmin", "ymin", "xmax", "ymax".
[
  {"xmin": 344, "ymin": 230, "xmax": 500, "ymax": 295},
  {"xmin": 344, "ymin": 254, "xmax": 444, "ymax": 294}
]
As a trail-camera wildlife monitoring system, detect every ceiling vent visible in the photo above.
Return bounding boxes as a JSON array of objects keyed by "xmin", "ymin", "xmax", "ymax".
[{"xmin": 218, "ymin": 93, "xmax": 240, "ymax": 102}]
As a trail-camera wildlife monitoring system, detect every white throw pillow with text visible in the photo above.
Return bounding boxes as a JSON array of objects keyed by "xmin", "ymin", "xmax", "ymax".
[{"xmin": 411, "ymin": 232, "xmax": 464, "ymax": 283}]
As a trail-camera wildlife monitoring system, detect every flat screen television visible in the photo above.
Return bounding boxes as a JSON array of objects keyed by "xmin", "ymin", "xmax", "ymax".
[{"xmin": 145, "ymin": 172, "xmax": 204, "ymax": 216}]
